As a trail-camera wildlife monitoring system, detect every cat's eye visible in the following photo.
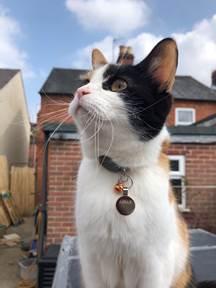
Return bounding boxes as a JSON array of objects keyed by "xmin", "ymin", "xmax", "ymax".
[{"xmin": 111, "ymin": 79, "xmax": 127, "ymax": 92}]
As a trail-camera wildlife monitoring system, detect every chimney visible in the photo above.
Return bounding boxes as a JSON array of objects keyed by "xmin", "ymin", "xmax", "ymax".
[
  {"xmin": 211, "ymin": 70, "xmax": 216, "ymax": 89},
  {"xmin": 116, "ymin": 45, "xmax": 134, "ymax": 65}
]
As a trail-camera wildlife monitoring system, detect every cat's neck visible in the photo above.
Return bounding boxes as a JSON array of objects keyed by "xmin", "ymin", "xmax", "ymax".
[{"xmin": 81, "ymin": 126, "xmax": 169, "ymax": 170}]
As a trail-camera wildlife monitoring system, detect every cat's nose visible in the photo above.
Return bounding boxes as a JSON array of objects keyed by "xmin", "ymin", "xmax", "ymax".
[{"xmin": 76, "ymin": 85, "xmax": 91, "ymax": 99}]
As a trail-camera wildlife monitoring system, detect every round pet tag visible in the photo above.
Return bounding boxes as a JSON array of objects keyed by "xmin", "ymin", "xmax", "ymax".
[{"xmin": 116, "ymin": 196, "xmax": 135, "ymax": 216}]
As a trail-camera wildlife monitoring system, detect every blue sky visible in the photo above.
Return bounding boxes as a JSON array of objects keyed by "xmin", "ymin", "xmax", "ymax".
[{"xmin": 0, "ymin": 0, "xmax": 216, "ymax": 121}]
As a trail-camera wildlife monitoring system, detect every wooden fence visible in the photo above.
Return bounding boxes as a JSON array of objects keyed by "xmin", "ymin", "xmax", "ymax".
[
  {"xmin": 0, "ymin": 155, "xmax": 9, "ymax": 192},
  {"xmin": 0, "ymin": 155, "xmax": 35, "ymax": 226},
  {"xmin": 10, "ymin": 166, "xmax": 35, "ymax": 216}
]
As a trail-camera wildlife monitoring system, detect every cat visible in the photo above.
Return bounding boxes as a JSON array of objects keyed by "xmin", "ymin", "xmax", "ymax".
[{"xmin": 69, "ymin": 38, "xmax": 191, "ymax": 288}]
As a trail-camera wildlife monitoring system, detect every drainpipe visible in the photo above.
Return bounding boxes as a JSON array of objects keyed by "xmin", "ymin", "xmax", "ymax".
[{"xmin": 38, "ymin": 131, "xmax": 49, "ymax": 258}]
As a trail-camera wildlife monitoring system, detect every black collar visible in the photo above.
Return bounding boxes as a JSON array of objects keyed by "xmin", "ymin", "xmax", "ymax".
[{"xmin": 98, "ymin": 155, "xmax": 129, "ymax": 173}]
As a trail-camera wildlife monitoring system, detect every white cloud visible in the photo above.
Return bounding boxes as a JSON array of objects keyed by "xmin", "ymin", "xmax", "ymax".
[
  {"xmin": 72, "ymin": 14, "xmax": 216, "ymax": 86},
  {"xmin": 0, "ymin": 7, "xmax": 34, "ymax": 78},
  {"xmin": 65, "ymin": 0, "xmax": 150, "ymax": 36},
  {"xmin": 126, "ymin": 33, "xmax": 162, "ymax": 63},
  {"xmin": 173, "ymin": 15, "xmax": 216, "ymax": 85},
  {"xmin": 71, "ymin": 33, "xmax": 161, "ymax": 69},
  {"xmin": 72, "ymin": 35, "xmax": 113, "ymax": 68}
]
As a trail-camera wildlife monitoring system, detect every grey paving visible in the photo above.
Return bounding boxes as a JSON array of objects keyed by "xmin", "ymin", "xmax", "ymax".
[{"xmin": 0, "ymin": 217, "xmax": 34, "ymax": 288}]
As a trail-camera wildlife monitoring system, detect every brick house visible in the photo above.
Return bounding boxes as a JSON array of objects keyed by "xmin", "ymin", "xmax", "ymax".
[
  {"xmin": 166, "ymin": 75, "xmax": 216, "ymax": 231},
  {"xmin": 36, "ymin": 50, "xmax": 216, "ymax": 248}
]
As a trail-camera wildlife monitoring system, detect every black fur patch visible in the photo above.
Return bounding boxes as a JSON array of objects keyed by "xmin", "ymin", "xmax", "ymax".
[{"xmin": 103, "ymin": 64, "xmax": 172, "ymax": 141}]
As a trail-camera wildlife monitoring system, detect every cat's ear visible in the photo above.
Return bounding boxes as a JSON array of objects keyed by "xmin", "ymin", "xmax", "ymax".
[
  {"xmin": 136, "ymin": 38, "xmax": 178, "ymax": 92},
  {"xmin": 92, "ymin": 49, "xmax": 108, "ymax": 69}
]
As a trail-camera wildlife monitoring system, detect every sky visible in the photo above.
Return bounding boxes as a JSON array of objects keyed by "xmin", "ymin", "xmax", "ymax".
[{"xmin": 0, "ymin": 0, "xmax": 216, "ymax": 121}]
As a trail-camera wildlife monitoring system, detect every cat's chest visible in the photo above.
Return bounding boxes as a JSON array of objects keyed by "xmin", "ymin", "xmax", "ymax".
[{"xmin": 76, "ymin": 159, "xmax": 171, "ymax": 239}]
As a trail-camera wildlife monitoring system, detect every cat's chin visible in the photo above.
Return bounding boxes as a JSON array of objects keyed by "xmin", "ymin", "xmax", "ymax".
[
  {"xmin": 68, "ymin": 97, "xmax": 88, "ymax": 119},
  {"xmin": 68, "ymin": 95, "xmax": 79, "ymax": 116}
]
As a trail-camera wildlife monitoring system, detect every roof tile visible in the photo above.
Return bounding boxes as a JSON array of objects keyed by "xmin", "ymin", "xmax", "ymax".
[{"xmin": 40, "ymin": 68, "xmax": 216, "ymax": 102}]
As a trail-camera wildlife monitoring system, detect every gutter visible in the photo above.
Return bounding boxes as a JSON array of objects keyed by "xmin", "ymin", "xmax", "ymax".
[
  {"xmin": 169, "ymin": 126, "xmax": 216, "ymax": 135},
  {"xmin": 169, "ymin": 126, "xmax": 216, "ymax": 144}
]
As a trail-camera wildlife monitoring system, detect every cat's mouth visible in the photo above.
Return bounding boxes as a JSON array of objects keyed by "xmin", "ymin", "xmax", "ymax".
[
  {"xmin": 69, "ymin": 94, "xmax": 88, "ymax": 116},
  {"xmin": 69, "ymin": 94, "xmax": 101, "ymax": 120}
]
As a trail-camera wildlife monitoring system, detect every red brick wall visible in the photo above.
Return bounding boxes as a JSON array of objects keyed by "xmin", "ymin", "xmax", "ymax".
[
  {"xmin": 168, "ymin": 143, "xmax": 216, "ymax": 233},
  {"xmin": 46, "ymin": 139, "xmax": 81, "ymax": 245},
  {"xmin": 167, "ymin": 100, "xmax": 216, "ymax": 126},
  {"xmin": 38, "ymin": 95, "xmax": 72, "ymax": 124},
  {"xmin": 36, "ymin": 94, "xmax": 72, "ymax": 203}
]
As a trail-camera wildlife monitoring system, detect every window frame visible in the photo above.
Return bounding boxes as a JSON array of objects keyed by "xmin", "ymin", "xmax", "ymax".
[
  {"xmin": 169, "ymin": 155, "xmax": 187, "ymax": 210},
  {"xmin": 175, "ymin": 108, "xmax": 196, "ymax": 126},
  {"xmin": 169, "ymin": 155, "xmax": 185, "ymax": 176}
]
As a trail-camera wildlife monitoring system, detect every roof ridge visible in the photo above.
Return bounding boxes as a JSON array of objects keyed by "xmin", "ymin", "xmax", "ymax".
[
  {"xmin": 0, "ymin": 69, "xmax": 20, "ymax": 89},
  {"xmin": 52, "ymin": 67, "xmax": 88, "ymax": 71},
  {"xmin": 0, "ymin": 68, "xmax": 20, "ymax": 71},
  {"xmin": 192, "ymin": 113, "xmax": 216, "ymax": 126},
  {"xmin": 176, "ymin": 75, "xmax": 212, "ymax": 89}
]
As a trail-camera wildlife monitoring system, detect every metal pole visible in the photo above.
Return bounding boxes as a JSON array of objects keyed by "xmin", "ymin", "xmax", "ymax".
[{"xmin": 112, "ymin": 38, "xmax": 116, "ymax": 63}]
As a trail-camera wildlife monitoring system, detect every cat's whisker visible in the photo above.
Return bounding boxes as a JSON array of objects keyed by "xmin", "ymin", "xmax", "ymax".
[
  {"xmin": 79, "ymin": 112, "xmax": 97, "ymax": 137},
  {"xmin": 41, "ymin": 88, "xmax": 74, "ymax": 104},
  {"xmin": 43, "ymin": 114, "xmax": 71, "ymax": 152},
  {"xmin": 5, "ymin": 111, "xmax": 70, "ymax": 135},
  {"xmin": 98, "ymin": 112, "xmax": 114, "ymax": 163},
  {"xmin": 38, "ymin": 111, "xmax": 70, "ymax": 125},
  {"xmin": 39, "ymin": 108, "xmax": 68, "ymax": 117},
  {"xmin": 94, "ymin": 117, "xmax": 98, "ymax": 160},
  {"xmin": 78, "ymin": 113, "xmax": 97, "ymax": 139},
  {"xmin": 38, "ymin": 115, "xmax": 69, "ymax": 125},
  {"xmin": 35, "ymin": 116, "xmax": 72, "ymax": 142},
  {"xmin": 80, "ymin": 113, "xmax": 104, "ymax": 144},
  {"xmin": 35, "ymin": 115, "xmax": 72, "ymax": 162},
  {"xmin": 45, "ymin": 103, "xmax": 70, "ymax": 106},
  {"xmin": 140, "ymin": 119, "xmax": 163, "ymax": 132},
  {"xmin": 125, "ymin": 94, "xmax": 170, "ymax": 115},
  {"xmin": 96, "ymin": 115, "xmax": 103, "ymax": 159}
]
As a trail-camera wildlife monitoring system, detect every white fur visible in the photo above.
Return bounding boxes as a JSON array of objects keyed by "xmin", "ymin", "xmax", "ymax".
[{"xmin": 69, "ymin": 65, "xmax": 188, "ymax": 288}]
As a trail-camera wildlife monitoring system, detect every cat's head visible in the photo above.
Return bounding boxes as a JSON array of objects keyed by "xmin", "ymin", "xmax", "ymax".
[{"xmin": 69, "ymin": 38, "xmax": 178, "ymax": 164}]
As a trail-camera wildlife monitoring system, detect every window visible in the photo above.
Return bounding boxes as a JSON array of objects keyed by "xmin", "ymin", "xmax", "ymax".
[
  {"xmin": 169, "ymin": 156, "xmax": 186, "ymax": 209},
  {"xmin": 175, "ymin": 108, "xmax": 195, "ymax": 126}
]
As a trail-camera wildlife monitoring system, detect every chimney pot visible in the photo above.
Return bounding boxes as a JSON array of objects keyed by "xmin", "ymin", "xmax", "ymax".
[
  {"xmin": 117, "ymin": 45, "xmax": 134, "ymax": 65},
  {"xmin": 119, "ymin": 45, "xmax": 127, "ymax": 55},
  {"xmin": 127, "ymin": 46, "xmax": 133, "ymax": 55},
  {"xmin": 211, "ymin": 70, "xmax": 216, "ymax": 89}
]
